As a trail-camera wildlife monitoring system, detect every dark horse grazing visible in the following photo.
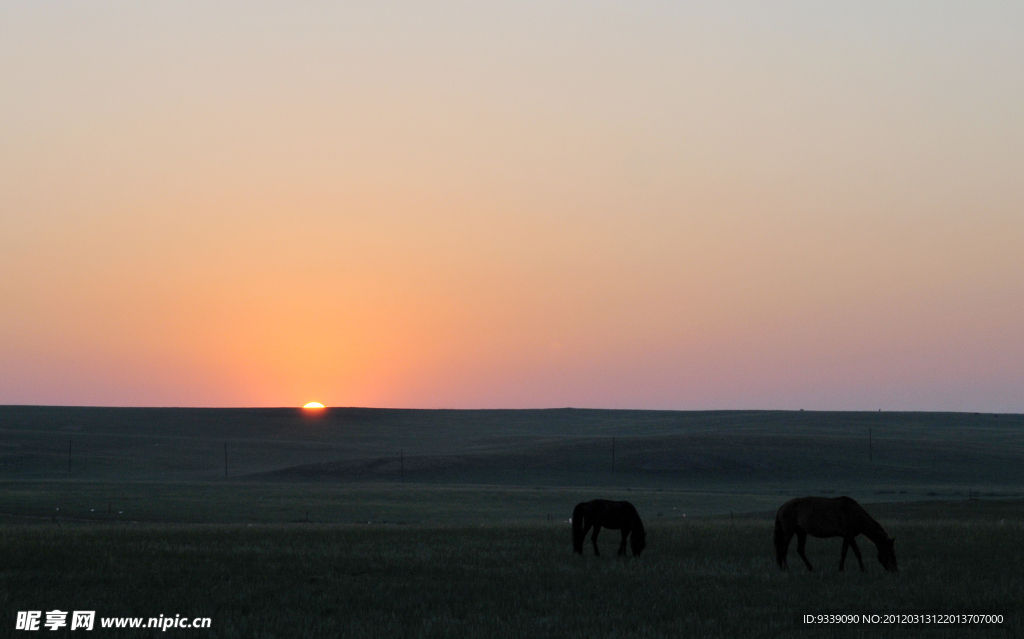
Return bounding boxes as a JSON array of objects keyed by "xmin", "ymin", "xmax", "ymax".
[
  {"xmin": 572, "ymin": 500, "xmax": 646, "ymax": 557},
  {"xmin": 775, "ymin": 496, "xmax": 897, "ymax": 572}
]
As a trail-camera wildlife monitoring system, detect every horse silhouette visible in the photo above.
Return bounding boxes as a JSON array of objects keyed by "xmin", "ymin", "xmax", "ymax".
[
  {"xmin": 572, "ymin": 499, "xmax": 646, "ymax": 557},
  {"xmin": 774, "ymin": 496, "xmax": 897, "ymax": 572}
]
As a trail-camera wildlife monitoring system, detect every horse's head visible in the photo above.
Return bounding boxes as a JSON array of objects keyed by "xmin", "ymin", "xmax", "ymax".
[
  {"xmin": 877, "ymin": 536, "xmax": 898, "ymax": 572},
  {"xmin": 631, "ymin": 529, "xmax": 646, "ymax": 556}
]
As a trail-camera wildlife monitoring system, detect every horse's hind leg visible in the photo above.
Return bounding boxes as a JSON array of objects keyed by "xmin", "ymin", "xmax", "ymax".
[
  {"xmin": 618, "ymin": 530, "xmax": 628, "ymax": 556},
  {"xmin": 796, "ymin": 531, "xmax": 813, "ymax": 571},
  {"xmin": 579, "ymin": 522, "xmax": 593, "ymax": 555},
  {"xmin": 848, "ymin": 537, "xmax": 866, "ymax": 572},
  {"xmin": 591, "ymin": 526, "xmax": 602, "ymax": 556}
]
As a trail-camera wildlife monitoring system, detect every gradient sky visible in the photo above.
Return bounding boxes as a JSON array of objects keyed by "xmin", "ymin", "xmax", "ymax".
[{"xmin": 2, "ymin": 1, "xmax": 1022, "ymax": 410}]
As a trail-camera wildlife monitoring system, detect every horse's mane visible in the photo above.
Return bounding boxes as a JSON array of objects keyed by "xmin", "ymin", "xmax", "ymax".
[
  {"xmin": 839, "ymin": 496, "xmax": 888, "ymax": 542},
  {"xmin": 627, "ymin": 502, "xmax": 645, "ymax": 534}
]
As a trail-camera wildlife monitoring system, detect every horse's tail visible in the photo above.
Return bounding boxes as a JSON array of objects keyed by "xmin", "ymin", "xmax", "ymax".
[
  {"xmin": 572, "ymin": 503, "xmax": 586, "ymax": 554},
  {"xmin": 773, "ymin": 512, "xmax": 787, "ymax": 569}
]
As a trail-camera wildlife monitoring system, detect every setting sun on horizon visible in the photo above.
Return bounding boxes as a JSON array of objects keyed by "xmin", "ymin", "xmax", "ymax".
[
  {"xmin": 2, "ymin": 3, "xmax": 1023, "ymax": 412},
  {"xmin": 302, "ymin": 402, "xmax": 325, "ymax": 410}
]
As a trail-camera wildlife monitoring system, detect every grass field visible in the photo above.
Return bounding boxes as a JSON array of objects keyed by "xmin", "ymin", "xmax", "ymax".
[
  {"xmin": 0, "ymin": 481, "xmax": 788, "ymax": 525},
  {"xmin": 4, "ymin": 407, "xmax": 1024, "ymax": 504},
  {"xmin": 2, "ymin": 407, "xmax": 1023, "ymax": 636},
  {"xmin": 2, "ymin": 507, "xmax": 1021, "ymax": 638}
]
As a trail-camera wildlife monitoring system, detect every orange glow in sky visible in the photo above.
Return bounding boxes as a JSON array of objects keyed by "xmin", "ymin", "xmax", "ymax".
[{"xmin": 1, "ymin": 3, "xmax": 1023, "ymax": 411}]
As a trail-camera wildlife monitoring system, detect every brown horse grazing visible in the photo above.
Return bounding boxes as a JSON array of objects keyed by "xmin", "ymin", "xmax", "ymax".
[
  {"xmin": 775, "ymin": 496, "xmax": 897, "ymax": 572},
  {"xmin": 572, "ymin": 500, "xmax": 646, "ymax": 557}
]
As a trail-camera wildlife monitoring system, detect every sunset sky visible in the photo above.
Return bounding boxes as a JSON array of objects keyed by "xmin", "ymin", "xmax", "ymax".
[{"xmin": 2, "ymin": 2, "xmax": 1022, "ymax": 411}]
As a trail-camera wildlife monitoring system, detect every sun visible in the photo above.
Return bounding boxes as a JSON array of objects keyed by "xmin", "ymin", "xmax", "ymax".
[{"xmin": 303, "ymin": 402, "xmax": 325, "ymax": 410}]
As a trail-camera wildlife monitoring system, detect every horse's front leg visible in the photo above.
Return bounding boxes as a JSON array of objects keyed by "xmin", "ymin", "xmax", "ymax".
[
  {"xmin": 618, "ymin": 529, "xmax": 628, "ymax": 556},
  {"xmin": 848, "ymin": 537, "xmax": 866, "ymax": 572},
  {"xmin": 839, "ymin": 538, "xmax": 850, "ymax": 571},
  {"xmin": 591, "ymin": 525, "xmax": 602, "ymax": 556}
]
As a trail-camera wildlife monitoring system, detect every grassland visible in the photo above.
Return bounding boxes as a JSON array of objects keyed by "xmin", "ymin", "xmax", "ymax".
[
  {"xmin": 1, "ymin": 407, "xmax": 1023, "ymax": 636},
  {"xmin": 2, "ymin": 509, "xmax": 1022, "ymax": 638},
  {"xmin": 4, "ymin": 407, "xmax": 1024, "ymax": 511}
]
